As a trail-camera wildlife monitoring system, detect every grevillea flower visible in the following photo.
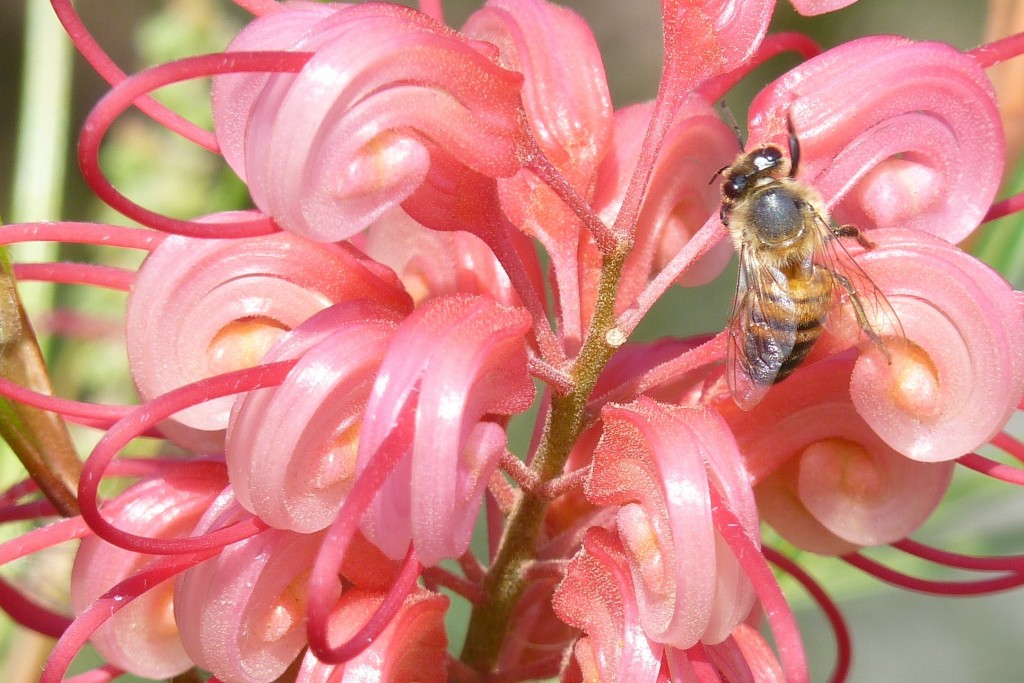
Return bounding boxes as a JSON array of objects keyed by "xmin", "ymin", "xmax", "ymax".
[
  {"xmin": 127, "ymin": 213, "xmax": 410, "ymax": 446},
  {"xmin": 747, "ymin": 35, "xmax": 1003, "ymax": 242},
  {"xmin": 71, "ymin": 467, "xmax": 227, "ymax": 678},
  {"xmin": 357, "ymin": 294, "xmax": 534, "ymax": 567},
  {"xmin": 586, "ymin": 398, "xmax": 757, "ymax": 648},
  {"xmin": 3, "ymin": 1, "xmax": 1024, "ymax": 682},
  {"xmin": 552, "ymin": 527, "xmax": 664, "ymax": 683},
  {"xmin": 212, "ymin": 2, "xmax": 527, "ymax": 242},
  {"xmin": 723, "ymin": 356, "xmax": 956, "ymax": 554},
  {"xmin": 226, "ymin": 300, "xmax": 404, "ymax": 533},
  {"xmin": 173, "ymin": 495, "xmax": 324, "ymax": 682}
]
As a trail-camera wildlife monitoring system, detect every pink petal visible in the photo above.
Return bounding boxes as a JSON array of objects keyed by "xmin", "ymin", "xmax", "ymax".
[
  {"xmin": 126, "ymin": 214, "xmax": 408, "ymax": 445},
  {"xmin": 71, "ymin": 472, "xmax": 226, "ymax": 679},
  {"xmin": 174, "ymin": 498, "xmax": 324, "ymax": 683},
  {"xmin": 726, "ymin": 357, "xmax": 954, "ymax": 552},
  {"xmin": 363, "ymin": 207, "xmax": 528, "ymax": 307},
  {"xmin": 844, "ymin": 229, "xmax": 1024, "ymax": 461},
  {"xmin": 464, "ymin": 0, "xmax": 612, "ymax": 184},
  {"xmin": 295, "ymin": 588, "xmax": 449, "ymax": 683},
  {"xmin": 588, "ymin": 398, "xmax": 757, "ymax": 648},
  {"xmin": 357, "ymin": 295, "xmax": 534, "ymax": 566},
  {"xmin": 226, "ymin": 301, "xmax": 402, "ymax": 532},
  {"xmin": 216, "ymin": 3, "xmax": 525, "ymax": 242},
  {"xmin": 212, "ymin": 1, "xmax": 341, "ymax": 182},
  {"xmin": 661, "ymin": 0, "xmax": 774, "ymax": 92},
  {"xmin": 552, "ymin": 527, "xmax": 664, "ymax": 683}
]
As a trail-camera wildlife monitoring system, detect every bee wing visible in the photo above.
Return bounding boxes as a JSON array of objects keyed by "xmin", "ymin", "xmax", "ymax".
[
  {"xmin": 812, "ymin": 217, "xmax": 906, "ymax": 352},
  {"xmin": 726, "ymin": 246, "xmax": 798, "ymax": 410}
]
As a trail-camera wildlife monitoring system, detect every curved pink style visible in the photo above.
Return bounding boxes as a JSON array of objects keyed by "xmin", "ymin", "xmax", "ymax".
[{"xmin": 748, "ymin": 36, "xmax": 1003, "ymax": 243}]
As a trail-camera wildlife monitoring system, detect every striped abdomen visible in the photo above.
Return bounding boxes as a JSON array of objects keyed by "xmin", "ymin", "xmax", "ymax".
[
  {"xmin": 775, "ymin": 265, "xmax": 832, "ymax": 382},
  {"xmin": 743, "ymin": 265, "xmax": 832, "ymax": 386}
]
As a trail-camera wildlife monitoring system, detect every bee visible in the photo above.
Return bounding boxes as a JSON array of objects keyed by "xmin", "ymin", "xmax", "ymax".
[{"xmin": 719, "ymin": 118, "xmax": 901, "ymax": 410}]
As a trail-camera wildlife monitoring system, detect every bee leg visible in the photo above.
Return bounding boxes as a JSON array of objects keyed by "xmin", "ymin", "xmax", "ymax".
[
  {"xmin": 831, "ymin": 271, "xmax": 892, "ymax": 361},
  {"xmin": 831, "ymin": 223, "xmax": 876, "ymax": 250}
]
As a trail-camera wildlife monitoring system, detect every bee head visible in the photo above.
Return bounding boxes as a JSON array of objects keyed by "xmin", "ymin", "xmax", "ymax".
[
  {"xmin": 721, "ymin": 145, "xmax": 787, "ymax": 201},
  {"xmin": 750, "ymin": 145, "xmax": 784, "ymax": 173}
]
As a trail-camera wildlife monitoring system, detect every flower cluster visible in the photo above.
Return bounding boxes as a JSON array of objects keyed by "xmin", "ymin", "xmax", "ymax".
[{"xmin": 1, "ymin": 0, "xmax": 1023, "ymax": 682}]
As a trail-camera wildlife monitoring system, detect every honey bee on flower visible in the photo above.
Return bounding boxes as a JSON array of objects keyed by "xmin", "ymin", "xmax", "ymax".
[{"xmin": 719, "ymin": 118, "xmax": 904, "ymax": 410}]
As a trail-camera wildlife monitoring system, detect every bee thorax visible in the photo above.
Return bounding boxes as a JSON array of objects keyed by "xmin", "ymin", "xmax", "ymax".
[{"xmin": 750, "ymin": 186, "xmax": 804, "ymax": 243}]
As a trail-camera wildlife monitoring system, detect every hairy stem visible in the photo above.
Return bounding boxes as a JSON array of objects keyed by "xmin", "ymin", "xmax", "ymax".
[{"xmin": 460, "ymin": 246, "xmax": 628, "ymax": 672}]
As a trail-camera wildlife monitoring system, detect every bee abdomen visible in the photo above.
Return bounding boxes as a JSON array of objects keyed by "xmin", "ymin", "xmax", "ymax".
[
  {"xmin": 772, "ymin": 275, "xmax": 830, "ymax": 383},
  {"xmin": 776, "ymin": 323, "xmax": 822, "ymax": 383}
]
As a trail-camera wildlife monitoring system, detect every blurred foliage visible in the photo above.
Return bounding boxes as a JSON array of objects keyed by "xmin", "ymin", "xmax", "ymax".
[{"xmin": 972, "ymin": 155, "xmax": 1024, "ymax": 287}]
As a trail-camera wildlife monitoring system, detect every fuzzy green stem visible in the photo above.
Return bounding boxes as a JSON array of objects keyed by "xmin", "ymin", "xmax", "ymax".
[{"xmin": 460, "ymin": 245, "xmax": 629, "ymax": 672}]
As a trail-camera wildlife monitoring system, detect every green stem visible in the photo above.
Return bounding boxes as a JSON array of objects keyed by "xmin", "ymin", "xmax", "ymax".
[{"xmin": 460, "ymin": 246, "xmax": 629, "ymax": 672}]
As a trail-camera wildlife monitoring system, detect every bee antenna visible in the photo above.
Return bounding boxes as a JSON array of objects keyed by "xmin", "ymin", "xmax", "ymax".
[
  {"xmin": 709, "ymin": 164, "xmax": 729, "ymax": 185},
  {"xmin": 718, "ymin": 100, "xmax": 744, "ymax": 149},
  {"xmin": 786, "ymin": 114, "xmax": 801, "ymax": 178}
]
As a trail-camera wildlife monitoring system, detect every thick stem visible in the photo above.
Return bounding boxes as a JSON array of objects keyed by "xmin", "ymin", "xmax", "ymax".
[{"xmin": 460, "ymin": 247, "xmax": 627, "ymax": 672}]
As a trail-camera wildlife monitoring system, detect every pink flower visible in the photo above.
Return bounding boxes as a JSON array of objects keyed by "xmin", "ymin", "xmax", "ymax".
[
  {"xmin": 71, "ymin": 470, "xmax": 227, "ymax": 678},
  {"xmin": 552, "ymin": 527, "xmax": 664, "ymax": 683},
  {"xmin": 127, "ymin": 214, "xmax": 409, "ymax": 447},
  {"xmin": 747, "ymin": 36, "xmax": 1003, "ymax": 242},
  {"xmin": 226, "ymin": 301, "xmax": 403, "ymax": 533},
  {"xmin": 723, "ymin": 356, "xmax": 955, "ymax": 554},
  {"xmin": 4, "ymin": 1, "xmax": 1024, "ymax": 682},
  {"xmin": 213, "ymin": 2, "xmax": 527, "ymax": 242},
  {"xmin": 357, "ymin": 294, "xmax": 535, "ymax": 567},
  {"xmin": 843, "ymin": 229, "xmax": 1024, "ymax": 462},
  {"xmin": 586, "ymin": 398, "xmax": 757, "ymax": 648}
]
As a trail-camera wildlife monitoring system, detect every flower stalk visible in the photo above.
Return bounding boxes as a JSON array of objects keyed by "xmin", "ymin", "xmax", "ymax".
[{"xmin": 462, "ymin": 245, "xmax": 627, "ymax": 669}]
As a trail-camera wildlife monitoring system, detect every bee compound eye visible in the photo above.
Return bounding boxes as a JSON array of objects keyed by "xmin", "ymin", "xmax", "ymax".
[{"xmin": 724, "ymin": 175, "xmax": 746, "ymax": 198}]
